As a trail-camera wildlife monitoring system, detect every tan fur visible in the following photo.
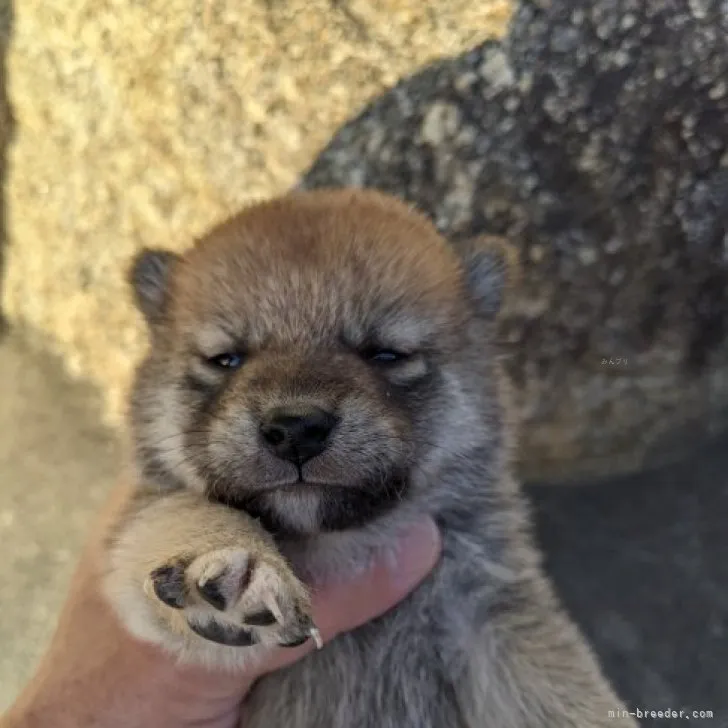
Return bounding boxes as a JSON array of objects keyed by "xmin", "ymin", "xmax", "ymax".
[{"xmin": 105, "ymin": 188, "xmax": 636, "ymax": 727}]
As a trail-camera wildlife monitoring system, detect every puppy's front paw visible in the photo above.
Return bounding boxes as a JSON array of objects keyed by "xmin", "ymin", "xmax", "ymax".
[{"xmin": 145, "ymin": 547, "xmax": 318, "ymax": 649}]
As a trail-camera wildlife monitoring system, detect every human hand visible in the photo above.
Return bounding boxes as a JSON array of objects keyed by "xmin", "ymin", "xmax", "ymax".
[{"xmin": 1, "ymin": 484, "xmax": 441, "ymax": 728}]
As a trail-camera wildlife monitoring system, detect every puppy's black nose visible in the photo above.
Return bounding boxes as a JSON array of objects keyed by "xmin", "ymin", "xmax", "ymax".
[{"xmin": 259, "ymin": 406, "xmax": 338, "ymax": 464}]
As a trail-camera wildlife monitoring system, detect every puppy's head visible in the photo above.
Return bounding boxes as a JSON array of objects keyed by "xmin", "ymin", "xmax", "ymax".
[{"xmin": 129, "ymin": 189, "xmax": 513, "ymax": 534}]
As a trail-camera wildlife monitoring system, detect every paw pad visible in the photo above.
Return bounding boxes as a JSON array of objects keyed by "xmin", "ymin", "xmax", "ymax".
[{"xmin": 148, "ymin": 559, "xmax": 190, "ymax": 609}]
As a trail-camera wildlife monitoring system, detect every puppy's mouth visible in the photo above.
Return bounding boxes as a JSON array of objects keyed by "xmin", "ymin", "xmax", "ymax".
[{"xmin": 211, "ymin": 473, "xmax": 410, "ymax": 535}]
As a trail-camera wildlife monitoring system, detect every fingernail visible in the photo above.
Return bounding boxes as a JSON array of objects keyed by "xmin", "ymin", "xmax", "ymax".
[{"xmin": 386, "ymin": 518, "xmax": 442, "ymax": 591}]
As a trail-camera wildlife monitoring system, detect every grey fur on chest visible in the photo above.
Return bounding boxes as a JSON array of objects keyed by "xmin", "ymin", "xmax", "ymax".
[{"xmin": 245, "ymin": 545, "xmax": 481, "ymax": 728}]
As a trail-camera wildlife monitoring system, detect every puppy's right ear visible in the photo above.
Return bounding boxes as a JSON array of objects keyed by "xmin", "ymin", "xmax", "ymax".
[
  {"xmin": 453, "ymin": 235, "xmax": 520, "ymax": 319},
  {"xmin": 128, "ymin": 249, "xmax": 180, "ymax": 324}
]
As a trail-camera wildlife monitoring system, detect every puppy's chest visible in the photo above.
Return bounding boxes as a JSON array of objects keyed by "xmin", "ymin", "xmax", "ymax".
[{"xmin": 243, "ymin": 577, "xmax": 470, "ymax": 728}]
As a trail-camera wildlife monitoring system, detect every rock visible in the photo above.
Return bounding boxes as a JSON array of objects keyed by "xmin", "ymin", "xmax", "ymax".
[
  {"xmin": 301, "ymin": 0, "xmax": 728, "ymax": 482},
  {"xmin": 2, "ymin": 0, "xmax": 511, "ymax": 421}
]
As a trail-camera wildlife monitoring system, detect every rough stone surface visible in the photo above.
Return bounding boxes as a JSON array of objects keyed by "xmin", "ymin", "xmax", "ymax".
[
  {"xmin": 302, "ymin": 0, "xmax": 728, "ymax": 481},
  {"xmin": 2, "ymin": 0, "xmax": 511, "ymax": 422}
]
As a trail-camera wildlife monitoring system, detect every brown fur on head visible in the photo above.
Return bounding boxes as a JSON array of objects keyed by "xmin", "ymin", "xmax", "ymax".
[{"xmin": 128, "ymin": 188, "xmax": 515, "ymax": 536}]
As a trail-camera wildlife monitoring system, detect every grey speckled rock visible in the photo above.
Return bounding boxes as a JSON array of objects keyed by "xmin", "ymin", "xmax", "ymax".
[{"xmin": 301, "ymin": 0, "xmax": 728, "ymax": 483}]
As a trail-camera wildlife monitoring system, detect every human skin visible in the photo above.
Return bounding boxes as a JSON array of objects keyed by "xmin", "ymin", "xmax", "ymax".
[{"xmin": 1, "ymin": 483, "xmax": 441, "ymax": 728}]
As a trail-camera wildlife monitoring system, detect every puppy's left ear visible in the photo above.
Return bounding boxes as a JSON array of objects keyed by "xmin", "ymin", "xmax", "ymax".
[{"xmin": 452, "ymin": 235, "xmax": 520, "ymax": 318}]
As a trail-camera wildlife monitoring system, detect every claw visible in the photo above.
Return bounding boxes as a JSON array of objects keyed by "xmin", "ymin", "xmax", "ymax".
[{"xmin": 310, "ymin": 626, "xmax": 323, "ymax": 649}]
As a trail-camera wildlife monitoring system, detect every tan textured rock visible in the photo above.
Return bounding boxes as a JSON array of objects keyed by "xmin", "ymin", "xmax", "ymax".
[{"xmin": 4, "ymin": 0, "xmax": 511, "ymax": 422}]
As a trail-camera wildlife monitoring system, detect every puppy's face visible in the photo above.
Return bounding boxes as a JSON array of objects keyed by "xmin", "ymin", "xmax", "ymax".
[{"xmin": 130, "ymin": 189, "xmax": 509, "ymax": 535}]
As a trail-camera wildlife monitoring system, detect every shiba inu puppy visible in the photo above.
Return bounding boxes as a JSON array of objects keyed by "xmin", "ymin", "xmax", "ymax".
[{"xmin": 105, "ymin": 189, "xmax": 634, "ymax": 727}]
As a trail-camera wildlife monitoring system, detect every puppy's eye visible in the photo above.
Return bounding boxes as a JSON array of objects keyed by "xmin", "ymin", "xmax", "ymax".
[
  {"xmin": 206, "ymin": 352, "xmax": 244, "ymax": 370},
  {"xmin": 365, "ymin": 348, "xmax": 411, "ymax": 364}
]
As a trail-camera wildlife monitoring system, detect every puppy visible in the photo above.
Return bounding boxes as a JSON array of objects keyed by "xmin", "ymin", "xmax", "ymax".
[{"xmin": 104, "ymin": 189, "xmax": 635, "ymax": 727}]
